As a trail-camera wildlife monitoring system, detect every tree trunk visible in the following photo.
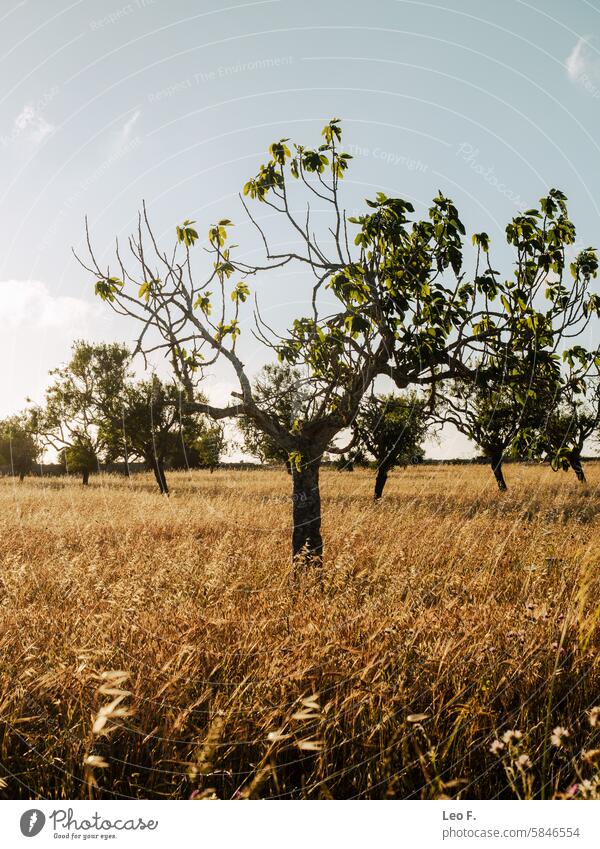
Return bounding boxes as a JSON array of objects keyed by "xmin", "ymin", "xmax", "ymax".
[
  {"xmin": 567, "ymin": 449, "xmax": 586, "ymax": 483},
  {"xmin": 374, "ymin": 465, "xmax": 389, "ymax": 499},
  {"xmin": 19, "ymin": 471, "xmax": 25, "ymax": 483},
  {"xmin": 490, "ymin": 452, "xmax": 507, "ymax": 491},
  {"xmin": 284, "ymin": 458, "xmax": 292, "ymax": 475},
  {"xmin": 82, "ymin": 467, "xmax": 89, "ymax": 486},
  {"xmin": 291, "ymin": 459, "xmax": 323, "ymax": 565},
  {"xmin": 149, "ymin": 457, "xmax": 169, "ymax": 495}
]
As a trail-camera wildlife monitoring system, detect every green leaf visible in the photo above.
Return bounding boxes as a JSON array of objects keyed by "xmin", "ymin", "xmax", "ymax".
[
  {"xmin": 231, "ymin": 282, "xmax": 250, "ymax": 303},
  {"xmin": 176, "ymin": 220, "xmax": 198, "ymax": 247},
  {"xmin": 288, "ymin": 450, "xmax": 302, "ymax": 472}
]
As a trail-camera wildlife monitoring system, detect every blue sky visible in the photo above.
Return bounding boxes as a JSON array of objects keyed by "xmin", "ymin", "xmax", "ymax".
[{"xmin": 1, "ymin": 0, "xmax": 599, "ymax": 456}]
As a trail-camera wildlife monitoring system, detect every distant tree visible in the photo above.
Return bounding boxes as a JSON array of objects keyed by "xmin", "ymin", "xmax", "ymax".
[
  {"xmin": 237, "ymin": 364, "xmax": 306, "ymax": 473},
  {"xmin": 162, "ymin": 416, "xmax": 225, "ymax": 472},
  {"xmin": 101, "ymin": 376, "xmax": 219, "ymax": 493},
  {"xmin": 37, "ymin": 340, "xmax": 131, "ymax": 485},
  {"xmin": 536, "ymin": 366, "xmax": 600, "ymax": 483},
  {"xmin": 59, "ymin": 438, "xmax": 98, "ymax": 486},
  {"xmin": 437, "ymin": 364, "xmax": 559, "ymax": 492},
  {"xmin": 0, "ymin": 412, "xmax": 40, "ymax": 481},
  {"xmin": 355, "ymin": 392, "xmax": 428, "ymax": 498}
]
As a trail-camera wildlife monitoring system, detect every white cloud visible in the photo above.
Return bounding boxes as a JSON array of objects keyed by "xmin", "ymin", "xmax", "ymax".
[
  {"xmin": 1, "ymin": 279, "xmax": 96, "ymax": 330},
  {"xmin": 565, "ymin": 36, "xmax": 600, "ymax": 93},
  {"xmin": 0, "ymin": 280, "xmax": 104, "ymax": 416},
  {"xmin": 12, "ymin": 103, "xmax": 54, "ymax": 145}
]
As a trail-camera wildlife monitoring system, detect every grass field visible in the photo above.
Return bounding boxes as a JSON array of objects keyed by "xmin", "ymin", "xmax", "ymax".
[{"xmin": 1, "ymin": 464, "xmax": 600, "ymax": 800}]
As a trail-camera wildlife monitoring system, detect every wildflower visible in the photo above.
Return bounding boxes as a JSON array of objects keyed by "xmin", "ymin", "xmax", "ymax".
[
  {"xmin": 516, "ymin": 754, "xmax": 532, "ymax": 769},
  {"xmin": 489, "ymin": 739, "xmax": 504, "ymax": 755},
  {"xmin": 501, "ymin": 729, "xmax": 523, "ymax": 746},
  {"xmin": 589, "ymin": 707, "xmax": 600, "ymax": 728},
  {"xmin": 565, "ymin": 783, "xmax": 579, "ymax": 798},
  {"xmin": 550, "ymin": 726, "xmax": 569, "ymax": 747}
]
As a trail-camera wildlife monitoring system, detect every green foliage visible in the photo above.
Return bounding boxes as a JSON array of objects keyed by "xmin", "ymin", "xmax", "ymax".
[
  {"xmin": 238, "ymin": 364, "xmax": 305, "ymax": 467},
  {"xmin": 169, "ymin": 422, "xmax": 225, "ymax": 470},
  {"xmin": 442, "ymin": 360, "xmax": 561, "ymax": 463},
  {"xmin": 38, "ymin": 340, "xmax": 132, "ymax": 464},
  {"xmin": 0, "ymin": 413, "xmax": 40, "ymax": 477},
  {"xmin": 176, "ymin": 219, "xmax": 198, "ymax": 248},
  {"xmin": 355, "ymin": 392, "xmax": 428, "ymax": 471},
  {"xmin": 60, "ymin": 438, "xmax": 97, "ymax": 474},
  {"xmin": 102, "ymin": 375, "xmax": 222, "ymax": 471},
  {"xmin": 535, "ymin": 377, "xmax": 600, "ymax": 470},
  {"xmin": 94, "ymin": 277, "xmax": 123, "ymax": 302}
]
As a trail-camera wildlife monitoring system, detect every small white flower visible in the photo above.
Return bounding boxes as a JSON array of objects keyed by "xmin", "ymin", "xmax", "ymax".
[
  {"xmin": 550, "ymin": 726, "xmax": 570, "ymax": 747},
  {"xmin": 489, "ymin": 739, "xmax": 504, "ymax": 755},
  {"xmin": 516, "ymin": 754, "xmax": 532, "ymax": 769},
  {"xmin": 589, "ymin": 707, "xmax": 600, "ymax": 728},
  {"xmin": 501, "ymin": 729, "xmax": 523, "ymax": 746}
]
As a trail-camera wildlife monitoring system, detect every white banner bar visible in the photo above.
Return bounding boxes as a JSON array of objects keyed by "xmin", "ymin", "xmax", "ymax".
[{"xmin": 0, "ymin": 800, "xmax": 598, "ymax": 847}]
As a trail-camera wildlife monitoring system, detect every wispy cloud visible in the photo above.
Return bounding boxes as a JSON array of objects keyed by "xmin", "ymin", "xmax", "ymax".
[
  {"xmin": 116, "ymin": 108, "xmax": 141, "ymax": 147},
  {"xmin": 565, "ymin": 36, "xmax": 600, "ymax": 96},
  {"xmin": 566, "ymin": 37, "xmax": 587, "ymax": 81}
]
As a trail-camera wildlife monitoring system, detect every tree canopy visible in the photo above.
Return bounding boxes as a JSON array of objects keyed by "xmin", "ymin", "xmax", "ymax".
[
  {"xmin": 0, "ymin": 413, "xmax": 40, "ymax": 480},
  {"xmin": 355, "ymin": 392, "xmax": 428, "ymax": 498}
]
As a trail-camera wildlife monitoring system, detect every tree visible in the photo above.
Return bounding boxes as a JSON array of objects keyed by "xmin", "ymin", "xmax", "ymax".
[
  {"xmin": 168, "ymin": 421, "xmax": 225, "ymax": 471},
  {"xmin": 36, "ymin": 341, "xmax": 131, "ymax": 485},
  {"xmin": 536, "ymin": 361, "xmax": 600, "ymax": 483},
  {"xmin": 0, "ymin": 413, "xmax": 40, "ymax": 480},
  {"xmin": 436, "ymin": 362, "xmax": 560, "ymax": 491},
  {"xmin": 355, "ymin": 392, "xmax": 428, "ymax": 498},
  {"xmin": 237, "ymin": 364, "xmax": 306, "ymax": 472},
  {"xmin": 60, "ymin": 439, "xmax": 98, "ymax": 486},
  {"xmin": 100, "ymin": 376, "xmax": 219, "ymax": 493},
  {"xmin": 82, "ymin": 120, "xmax": 599, "ymax": 564}
]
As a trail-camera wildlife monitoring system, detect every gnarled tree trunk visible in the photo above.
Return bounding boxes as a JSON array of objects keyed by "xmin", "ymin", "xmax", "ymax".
[
  {"xmin": 82, "ymin": 467, "xmax": 90, "ymax": 486},
  {"xmin": 291, "ymin": 459, "xmax": 322, "ymax": 565},
  {"xmin": 489, "ymin": 451, "xmax": 507, "ymax": 492},
  {"xmin": 567, "ymin": 448, "xmax": 586, "ymax": 483},
  {"xmin": 374, "ymin": 464, "xmax": 390, "ymax": 499}
]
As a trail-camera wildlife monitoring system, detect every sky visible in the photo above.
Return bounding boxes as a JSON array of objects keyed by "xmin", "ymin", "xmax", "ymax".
[{"xmin": 1, "ymin": 0, "xmax": 600, "ymax": 458}]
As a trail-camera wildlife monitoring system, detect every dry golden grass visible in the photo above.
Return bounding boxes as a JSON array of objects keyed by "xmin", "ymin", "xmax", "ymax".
[{"xmin": 1, "ymin": 463, "xmax": 600, "ymax": 800}]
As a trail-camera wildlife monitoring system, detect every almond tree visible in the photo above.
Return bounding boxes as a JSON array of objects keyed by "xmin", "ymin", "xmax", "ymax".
[
  {"xmin": 100, "ymin": 376, "xmax": 222, "ymax": 493},
  {"xmin": 537, "ymin": 355, "xmax": 600, "ymax": 483},
  {"xmin": 80, "ymin": 121, "xmax": 599, "ymax": 563},
  {"xmin": 435, "ymin": 365, "xmax": 559, "ymax": 491},
  {"xmin": 354, "ymin": 392, "xmax": 428, "ymax": 499},
  {"xmin": 35, "ymin": 341, "xmax": 131, "ymax": 485}
]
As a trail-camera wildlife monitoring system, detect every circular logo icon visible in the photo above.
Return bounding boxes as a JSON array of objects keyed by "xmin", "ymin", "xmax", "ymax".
[{"xmin": 20, "ymin": 810, "xmax": 46, "ymax": 837}]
